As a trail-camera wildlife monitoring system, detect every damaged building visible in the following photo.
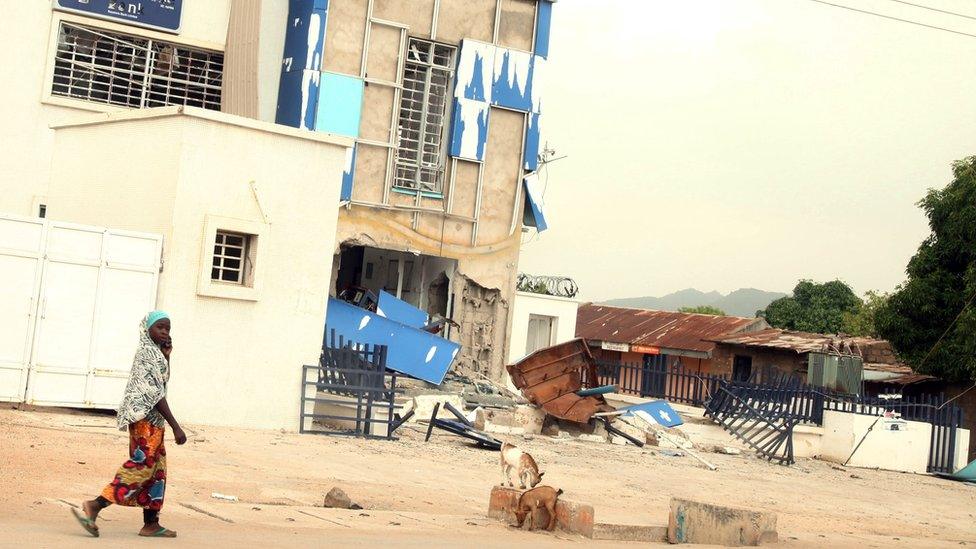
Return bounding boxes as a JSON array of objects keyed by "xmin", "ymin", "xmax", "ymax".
[{"xmin": 272, "ymin": 0, "xmax": 555, "ymax": 380}]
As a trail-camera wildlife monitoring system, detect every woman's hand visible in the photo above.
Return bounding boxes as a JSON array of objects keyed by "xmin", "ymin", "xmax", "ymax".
[
  {"xmin": 160, "ymin": 338, "xmax": 172, "ymax": 360},
  {"xmin": 173, "ymin": 426, "xmax": 187, "ymax": 445}
]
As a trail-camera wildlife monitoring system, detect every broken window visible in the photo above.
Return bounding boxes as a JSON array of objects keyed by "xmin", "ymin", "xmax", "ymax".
[
  {"xmin": 393, "ymin": 38, "xmax": 456, "ymax": 195},
  {"xmin": 52, "ymin": 21, "xmax": 223, "ymax": 110},
  {"xmin": 212, "ymin": 231, "xmax": 251, "ymax": 285}
]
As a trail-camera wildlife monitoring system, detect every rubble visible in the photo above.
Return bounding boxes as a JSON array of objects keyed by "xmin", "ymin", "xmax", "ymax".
[{"xmin": 323, "ymin": 487, "xmax": 362, "ymax": 510}]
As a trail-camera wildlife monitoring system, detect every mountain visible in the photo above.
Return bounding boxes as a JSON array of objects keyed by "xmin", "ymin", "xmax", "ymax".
[{"xmin": 601, "ymin": 288, "xmax": 787, "ymax": 318}]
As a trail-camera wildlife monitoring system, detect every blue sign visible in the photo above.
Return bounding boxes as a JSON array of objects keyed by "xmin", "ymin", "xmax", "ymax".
[
  {"xmin": 377, "ymin": 291, "xmax": 429, "ymax": 330},
  {"xmin": 621, "ymin": 400, "xmax": 684, "ymax": 428},
  {"xmin": 55, "ymin": 0, "xmax": 184, "ymax": 34}
]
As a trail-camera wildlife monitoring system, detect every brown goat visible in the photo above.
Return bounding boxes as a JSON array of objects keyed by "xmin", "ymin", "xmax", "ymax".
[{"xmin": 513, "ymin": 486, "xmax": 563, "ymax": 531}]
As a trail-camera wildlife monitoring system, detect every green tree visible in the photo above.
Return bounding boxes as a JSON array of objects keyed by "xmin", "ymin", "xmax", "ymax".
[
  {"xmin": 678, "ymin": 305, "xmax": 727, "ymax": 316},
  {"xmin": 759, "ymin": 280, "xmax": 862, "ymax": 334},
  {"xmin": 875, "ymin": 157, "xmax": 976, "ymax": 382},
  {"xmin": 841, "ymin": 291, "xmax": 888, "ymax": 337}
]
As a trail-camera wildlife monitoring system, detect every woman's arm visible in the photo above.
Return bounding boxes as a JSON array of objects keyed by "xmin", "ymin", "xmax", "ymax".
[{"xmin": 155, "ymin": 397, "xmax": 187, "ymax": 445}]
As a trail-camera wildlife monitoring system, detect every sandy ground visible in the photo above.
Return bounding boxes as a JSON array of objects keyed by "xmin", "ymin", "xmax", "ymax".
[{"xmin": 0, "ymin": 406, "xmax": 974, "ymax": 548}]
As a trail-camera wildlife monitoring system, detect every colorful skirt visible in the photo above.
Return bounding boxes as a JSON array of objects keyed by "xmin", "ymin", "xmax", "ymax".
[{"xmin": 100, "ymin": 419, "xmax": 167, "ymax": 510}]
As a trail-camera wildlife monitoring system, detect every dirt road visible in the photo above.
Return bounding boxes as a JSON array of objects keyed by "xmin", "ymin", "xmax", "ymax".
[{"xmin": 0, "ymin": 406, "xmax": 973, "ymax": 548}]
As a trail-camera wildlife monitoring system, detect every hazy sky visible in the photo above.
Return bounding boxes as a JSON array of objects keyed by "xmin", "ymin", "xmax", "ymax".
[{"xmin": 518, "ymin": 0, "xmax": 976, "ymax": 302}]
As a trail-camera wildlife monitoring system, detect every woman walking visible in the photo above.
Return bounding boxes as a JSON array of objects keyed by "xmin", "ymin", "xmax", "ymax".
[{"xmin": 72, "ymin": 310, "xmax": 186, "ymax": 538}]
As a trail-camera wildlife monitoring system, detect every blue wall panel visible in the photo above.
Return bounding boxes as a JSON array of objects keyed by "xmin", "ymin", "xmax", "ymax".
[
  {"xmin": 455, "ymin": 40, "xmax": 495, "ymax": 103},
  {"xmin": 281, "ymin": 0, "xmax": 328, "ymax": 72},
  {"xmin": 449, "ymin": 98, "xmax": 490, "ymax": 162},
  {"xmin": 315, "ymin": 72, "xmax": 364, "ymax": 138},
  {"xmin": 275, "ymin": 69, "xmax": 320, "ymax": 130},
  {"xmin": 491, "ymin": 48, "xmax": 534, "ymax": 112},
  {"xmin": 534, "ymin": 1, "xmax": 553, "ymax": 59},
  {"xmin": 524, "ymin": 112, "xmax": 541, "ymax": 171},
  {"xmin": 522, "ymin": 173, "xmax": 548, "ymax": 232},
  {"xmin": 325, "ymin": 298, "xmax": 459, "ymax": 385},
  {"xmin": 341, "ymin": 144, "xmax": 356, "ymax": 201}
]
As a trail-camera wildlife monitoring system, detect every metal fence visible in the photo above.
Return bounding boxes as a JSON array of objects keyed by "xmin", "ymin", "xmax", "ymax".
[
  {"xmin": 299, "ymin": 330, "xmax": 410, "ymax": 439},
  {"xmin": 593, "ymin": 359, "xmax": 726, "ymax": 407}
]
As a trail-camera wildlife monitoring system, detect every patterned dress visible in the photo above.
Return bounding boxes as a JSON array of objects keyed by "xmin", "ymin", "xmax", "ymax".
[{"xmin": 101, "ymin": 316, "xmax": 170, "ymax": 510}]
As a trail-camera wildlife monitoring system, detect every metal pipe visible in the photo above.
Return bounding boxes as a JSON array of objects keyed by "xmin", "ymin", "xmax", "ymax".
[{"xmin": 431, "ymin": 0, "xmax": 441, "ymax": 40}]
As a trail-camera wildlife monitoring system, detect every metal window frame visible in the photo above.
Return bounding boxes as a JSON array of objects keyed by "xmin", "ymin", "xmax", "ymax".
[
  {"xmin": 49, "ymin": 20, "xmax": 223, "ymax": 111},
  {"xmin": 211, "ymin": 231, "xmax": 249, "ymax": 285},
  {"xmin": 392, "ymin": 37, "xmax": 456, "ymax": 196}
]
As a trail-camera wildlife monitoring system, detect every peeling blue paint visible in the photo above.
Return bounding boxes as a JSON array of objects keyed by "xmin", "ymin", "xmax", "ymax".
[
  {"xmin": 340, "ymin": 144, "xmax": 356, "ymax": 201},
  {"xmin": 522, "ymin": 173, "xmax": 548, "ymax": 232},
  {"xmin": 456, "ymin": 40, "xmax": 495, "ymax": 103},
  {"xmin": 449, "ymin": 98, "xmax": 490, "ymax": 162},
  {"xmin": 535, "ymin": 1, "xmax": 553, "ymax": 59},
  {"xmin": 523, "ymin": 112, "xmax": 541, "ymax": 171},
  {"xmin": 316, "ymin": 72, "xmax": 364, "ymax": 138},
  {"xmin": 275, "ymin": 69, "xmax": 320, "ymax": 130},
  {"xmin": 491, "ymin": 48, "xmax": 533, "ymax": 112},
  {"xmin": 280, "ymin": 0, "xmax": 328, "ymax": 73}
]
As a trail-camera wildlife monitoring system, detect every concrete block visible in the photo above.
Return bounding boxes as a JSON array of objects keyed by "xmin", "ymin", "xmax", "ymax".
[
  {"xmin": 482, "ymin": 405, "xmax": 546, "ymax": 435},
  {"xmin": 406, "ymin": 394, "xmax": 466, "ymax": 423},
  {"xmin": 593, "ymin": 523, "xmax": 668, "ymax": 542},
  {"xmin": 488, "ymin": 486, "xmax": 594, "ymax": 537},
  {"xmin": 668, "ymin": 498, "xmax": 777, "ymax": 546}
]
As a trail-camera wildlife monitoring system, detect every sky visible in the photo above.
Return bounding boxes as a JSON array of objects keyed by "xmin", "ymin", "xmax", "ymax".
[{"xmin": 518, "ymin": 0, "xmax": 976, "ymax": 302}]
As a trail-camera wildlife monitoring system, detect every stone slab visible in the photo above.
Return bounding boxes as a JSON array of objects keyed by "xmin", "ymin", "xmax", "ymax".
[
  {"xmin": 668, "ymin": 497, "xmax": 778, "ymax": 546},
  {"xmin": 487, "ymin": 485, "xmax": 594, "ymax": 537}
]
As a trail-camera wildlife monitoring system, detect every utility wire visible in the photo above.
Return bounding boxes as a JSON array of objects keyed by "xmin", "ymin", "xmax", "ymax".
[
  {"xmin": 805, "ymin": 0, "xmax": 976, "ymax": 39},
  {"xmin": 883, "ymin": 0, "xmax": 976, "ymax": 21}
]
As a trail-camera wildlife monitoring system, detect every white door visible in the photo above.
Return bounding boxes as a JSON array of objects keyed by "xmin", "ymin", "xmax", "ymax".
[
  {"xmin": 0, "ymin": 217, "xmax": 46, "ymax": 402},
  {"xmin": 0, "ymin": 214, "xmax": 162, "ymax": 408},
  {"xmin": 26, "ymin": 222, "xmax": 162, "ymax": 408}
]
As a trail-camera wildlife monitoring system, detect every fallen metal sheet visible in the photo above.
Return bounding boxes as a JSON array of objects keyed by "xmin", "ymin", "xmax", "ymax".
[
  {"xmin": 325, "ymin": 298, "xmax": 459, "ymax": 385},
  {"xmin": 423, "ymin": 402, "xmax": 502, "ymax": 450},
  {"xmin": 377, "ymin": 290, "xmax": 429, "ymax": 329},
  {"xmin": 507, "ymin": 338, "xmax": 607, "ymax": 424},
  {"xmin": 621, "ymin": 400, "xmax": 684, "ymax": 428}
]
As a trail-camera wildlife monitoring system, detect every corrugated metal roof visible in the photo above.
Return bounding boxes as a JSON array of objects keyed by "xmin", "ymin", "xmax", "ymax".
[
  {"xmin": 575, "ymin": 304, "xmax": 766, "ymax": 354},
  {"xmin": 708, "ymin": 329, "xmax": 838, "ymax": 354}
]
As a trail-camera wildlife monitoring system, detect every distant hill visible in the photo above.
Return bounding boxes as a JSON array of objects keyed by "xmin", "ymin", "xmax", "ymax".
[{"xmin": 601, "ymin": 288, "xmax": 787, "ymax": 318}]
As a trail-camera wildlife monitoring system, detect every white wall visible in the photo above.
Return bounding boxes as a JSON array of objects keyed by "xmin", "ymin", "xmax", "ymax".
[
  {"xmin": 821, "ymin": 410, "xmax": 933, "ymax": 474},
  {"xmin": 508, "ymin": 291, "xmax": 579, "ymax": 364},
  {"xmin": 46, "ymin": 107, "xmax": 351, "ymax": 431},
  {"xmin": 0, "ymin": 2, "xmax": 231, "ymax": 217}
]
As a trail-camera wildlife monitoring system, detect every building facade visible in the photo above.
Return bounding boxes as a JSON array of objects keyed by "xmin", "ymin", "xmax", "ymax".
[
  {"xmin": 268, "ymin": 0, "xmax": 553, "ymax": 380},
  {"xmin": 0, "ymin": 1, "xmax": 554, "ymax": 389}
]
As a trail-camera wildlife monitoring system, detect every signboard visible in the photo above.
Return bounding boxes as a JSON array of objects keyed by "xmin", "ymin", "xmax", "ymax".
[
  {"xmin": 54, "ymin": 0, "xmax": 184, "ymax": 34},
  {"xmin": 622, "ymin": 400, "xmax": 684, "ymax": 428},
  {"xmin": 600, "ymin": 341, "xmax": 630, "ymax": 353},
  {"xmin": 631, "ymin": 344, "xmax": 661, "ymax": 355}
]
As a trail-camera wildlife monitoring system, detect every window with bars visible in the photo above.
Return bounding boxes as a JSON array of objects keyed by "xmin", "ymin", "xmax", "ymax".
[
  {"xmin": 211, "ymin": 232, "xmax": 250, "ymax": 285},
  {"xmin": 51, "ymin": 21, "xmax": 224, "ymax": 110},
  {"xmin": 393, "ymin": 38, "xmax": 456, "ymax": 195}
]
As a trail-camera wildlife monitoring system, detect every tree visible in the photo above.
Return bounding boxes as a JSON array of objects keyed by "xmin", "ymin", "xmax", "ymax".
[
  {"xmin": 758, "ymin": 280, "xmax": 862, "ymax": 334},
  {"xmin": 678, "ymin": 305, "xmax": 727, "ymax": 316},
  {"xmin": 841, "ymin": 291, "xmax": 888, "ymax": 337},
  {"xmin": 875, "ymin": 156, "xmax": 976, "ymax": 382}
]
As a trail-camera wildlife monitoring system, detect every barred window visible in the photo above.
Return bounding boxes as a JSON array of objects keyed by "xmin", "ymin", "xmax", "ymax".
[
  {"xmin": 52, "ymin": 21, "xmax": 223, "ymax": 110},
  {"xmin": 211, "ymin": 232, "xmax": 250, "ymax": 284},
  {"xmin": 394, "ymin": 38, "xmax": 456, "ymax": 195}
]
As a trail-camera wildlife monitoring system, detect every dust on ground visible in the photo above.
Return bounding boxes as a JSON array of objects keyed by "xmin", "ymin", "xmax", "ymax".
[{"xmin": 0, "ymin": 406, "xmax": 973, "ymax": 548}]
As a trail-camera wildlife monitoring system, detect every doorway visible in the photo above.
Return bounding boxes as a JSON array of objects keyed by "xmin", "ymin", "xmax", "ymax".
[{"xmin": 732, "ymin": 355, "xmax": 753, "ymax": 382}]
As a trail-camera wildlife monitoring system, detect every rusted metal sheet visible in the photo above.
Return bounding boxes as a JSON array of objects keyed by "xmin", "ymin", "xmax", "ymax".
[
  {"xmin": 507, "ymin": 339, "xmax": 607, "ymax": 424},
  {"xmin": 575, "ymin": 304, "xmax": 766, "ymax": 355}
]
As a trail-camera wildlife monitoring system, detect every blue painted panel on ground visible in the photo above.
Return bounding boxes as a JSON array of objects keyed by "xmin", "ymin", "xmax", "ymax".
[
  {"xmin": 55, "ymin": 0, "xmax": 184, "ymax": 33},
  {"xmin": 275, "ymin": 69, "xmax": 320, "ymax": 130},
  {"xmin": 325, "ymin": 298, "xmax": 458, "ymax": 385},
  {"xmin": 315, "ymin": 72, "xmax": 364, "ymax": 138},
  {"xmin": 621, "ymin": 400, "xmax": 684, "ymax": 427},
  {"xmin": 377, "ymin": 291, "xmax": 429, "ymax": 329},
  {"xmin": 281, "ymin": 0, "xmax": 328, "ymax": 73}
]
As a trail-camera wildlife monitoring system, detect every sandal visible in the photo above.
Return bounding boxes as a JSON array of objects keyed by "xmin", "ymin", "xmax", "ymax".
[
  {"xmin": 71, "ymin": 508, "xmax": 99, "ymax": 537},
  {"xmin": 139, "ymin": 527, "xmax": 177, "ymax": 538}
]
